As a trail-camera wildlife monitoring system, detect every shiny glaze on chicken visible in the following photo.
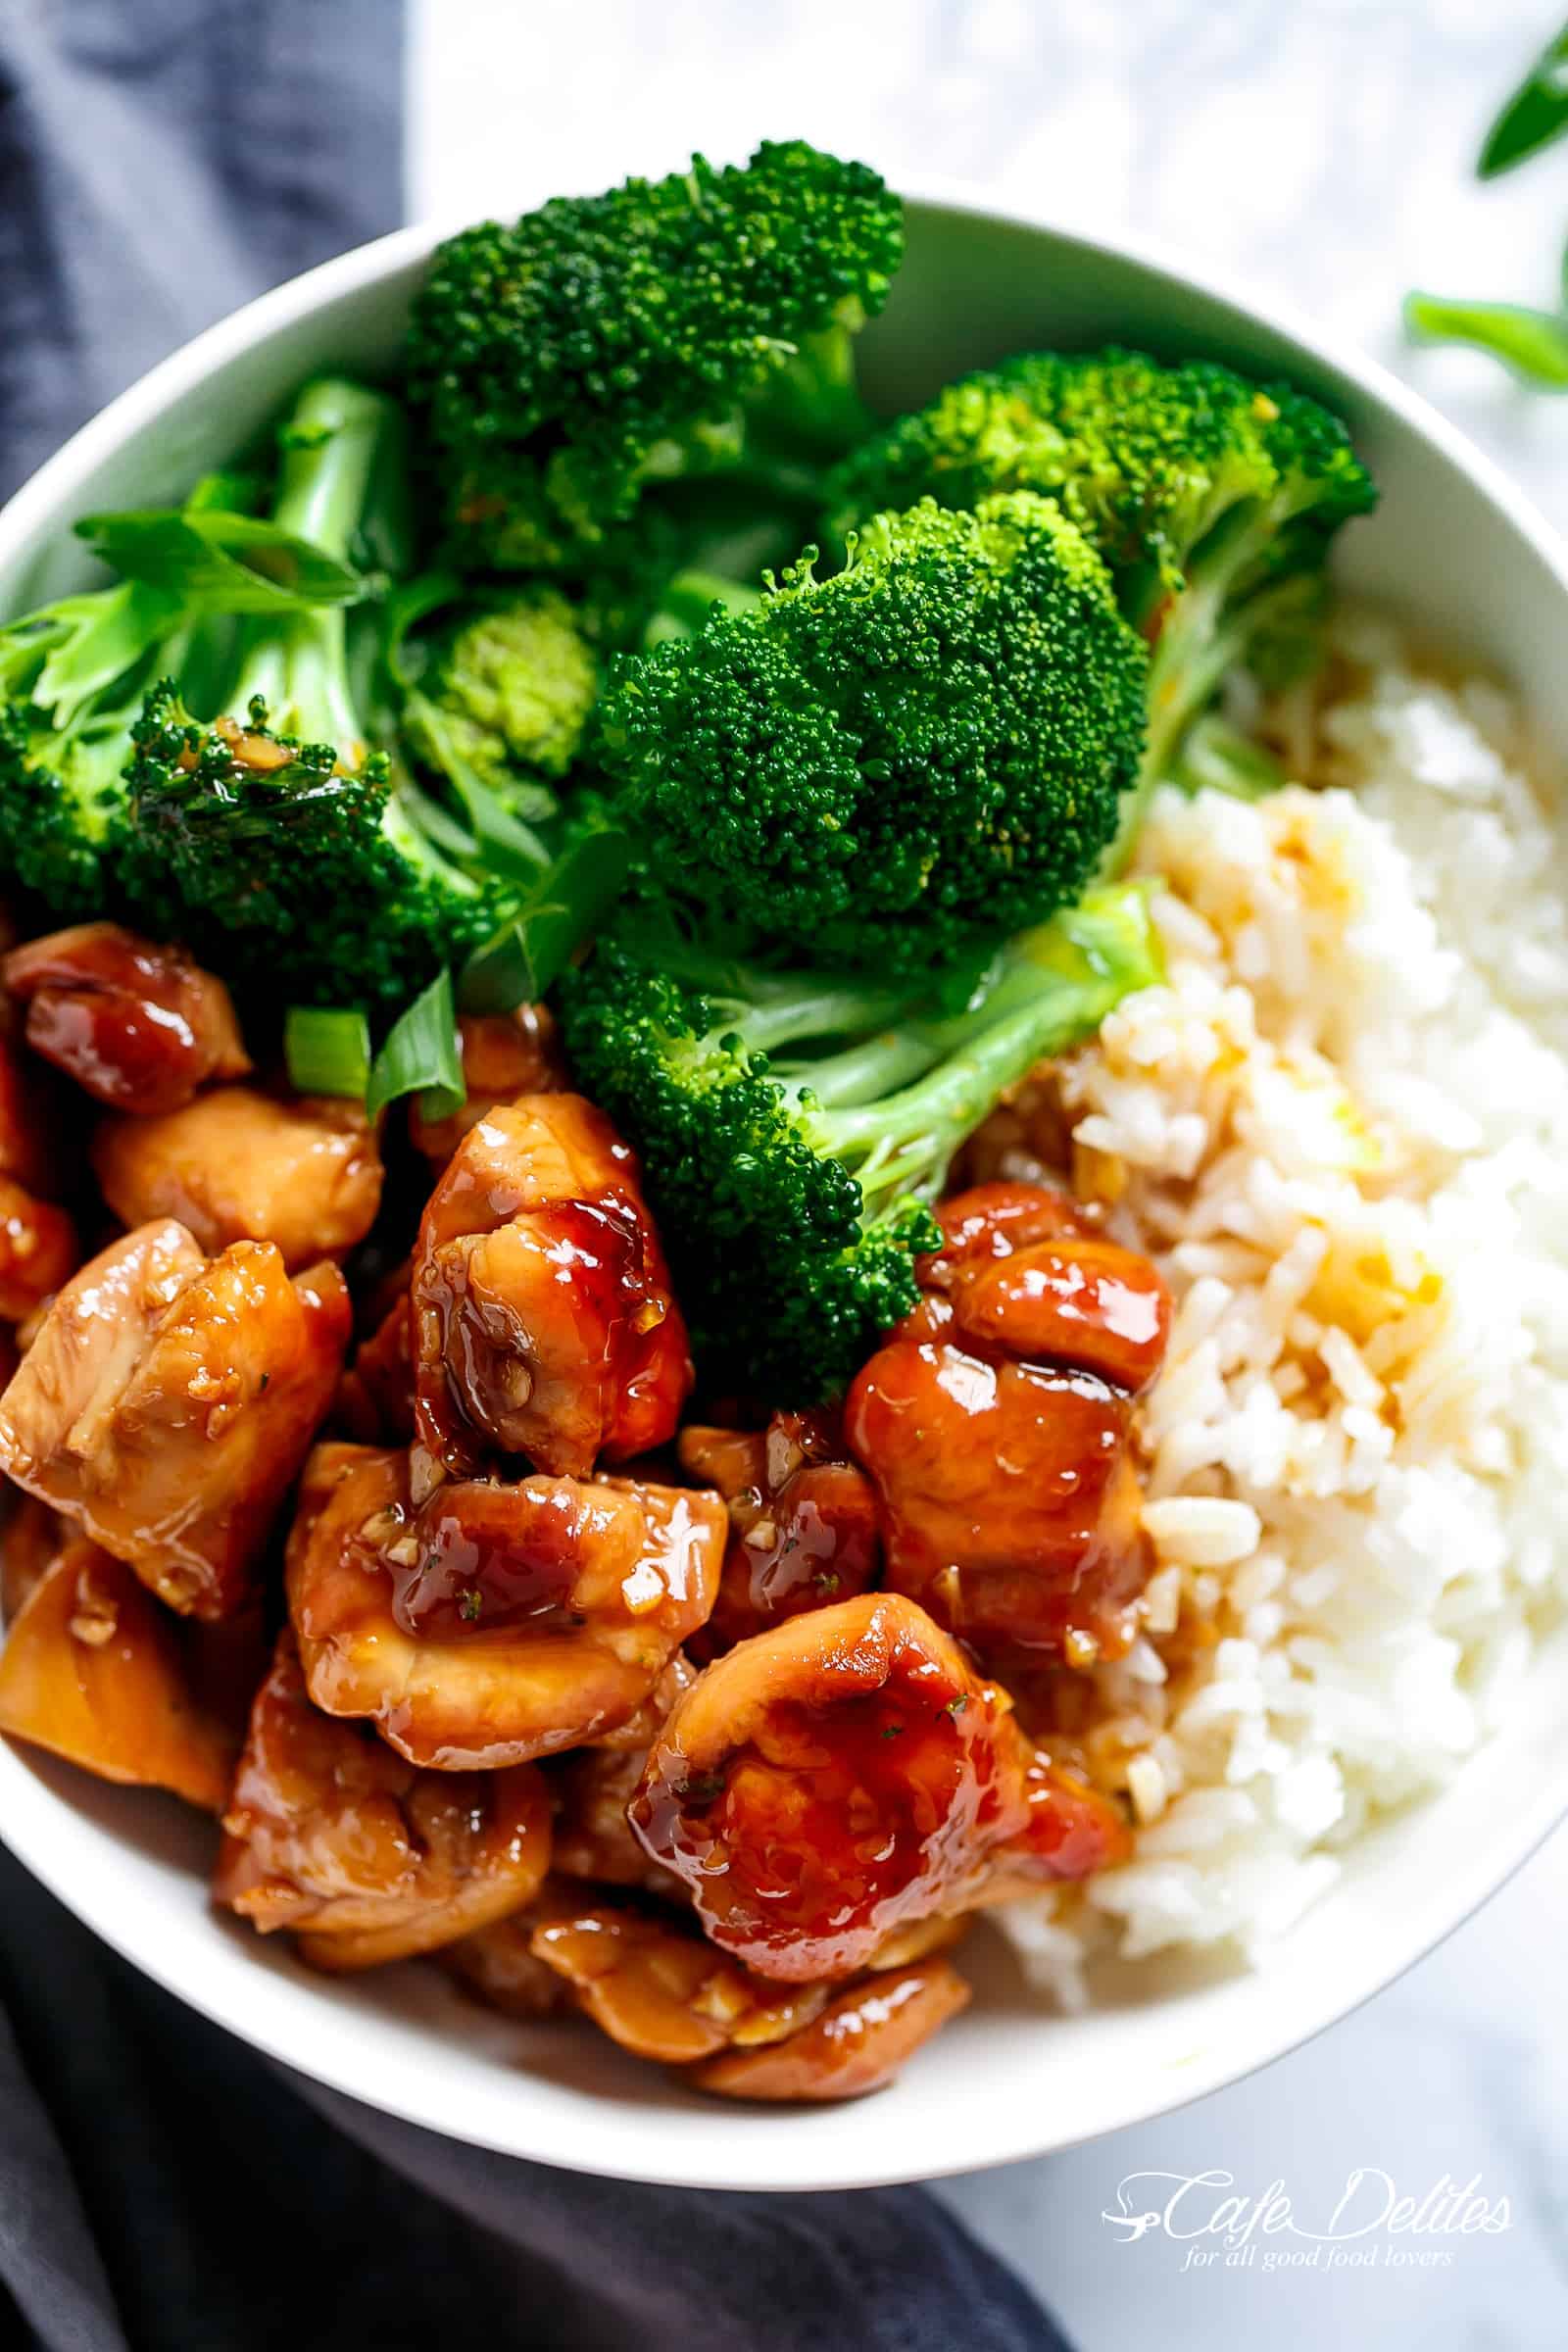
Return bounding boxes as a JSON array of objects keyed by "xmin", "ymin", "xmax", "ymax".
[
  {"xmin": 411, "ymin": 1094, "xmax": 691, "ymax": 1484},
  {"xmin": 3, "ymin": 923, "xmax": 251, "ymax": 1115},
  {"xmin": 0, "ymin": 1172, "xmax": 78, "ymax": 1321},
  {"xmin": 0, "ymin": 1221, "xmax": 350, "ymax": 1617},
  {"xmin": 215, "ymin": 1632, "xmax": 551, "ymax": 1972},
  {"xmin": 92, "ymin": 1085, "xmax": 383, "ymax": 1271},
  {"xmin": 0, "ymin": 1530, "xmax": 236, "ymax": 1809},
  {"xmin": 847, "ymin": 1183, "xmax": 1169, "ymax": 1668},
  {"xmin": 629, "ymin": 1592, "xmax": 1037, "ymax": 1982},
  {"xmin": 287, "ymin": 1443, "xmax": 725, "ymax": 1766},
  {"xmin": 529, "ymin": 1892, "xmax": 829, "ymax": 2064},
  {"xmin": 678, "ymin": 1408, "xmax": 880, "ymax": 1660},
  {"xmin": 690, "ymin": 1955, "xmax": 971, "ymax": 2102},
  {"xmin": 0, "ymin": 886, "xmax": 1175, "ymax": 2108}
]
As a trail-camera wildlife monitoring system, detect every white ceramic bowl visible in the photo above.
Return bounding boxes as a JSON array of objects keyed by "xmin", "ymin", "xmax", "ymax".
[{"xmin": 3, "ymin": 180, "xmax": 1567, "ymax": 2194}]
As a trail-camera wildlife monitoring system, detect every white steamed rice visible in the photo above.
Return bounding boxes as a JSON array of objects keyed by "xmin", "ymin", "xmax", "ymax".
[{"xmin": 992, "ymin": 613, "xmax": 1568, "ymax": 2004}]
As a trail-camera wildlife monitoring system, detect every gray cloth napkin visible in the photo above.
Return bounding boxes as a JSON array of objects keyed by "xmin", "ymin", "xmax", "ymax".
[
  {"xmin": 0, "ymin": 0, "xmax": 404, "ymax": 500},
  {"xmin": 0, "ymin": 6, "xmax": 1070, "ymax": 2347}
]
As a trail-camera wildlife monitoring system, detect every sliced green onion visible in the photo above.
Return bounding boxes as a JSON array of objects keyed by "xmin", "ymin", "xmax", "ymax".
[
  {"xmin": 461, "ymin": 823, "xmax": 632, "ymax": 1013},
  {"xmin": 367, "ymin": 969, "xmax": 465, "ymax": 1122},
  {"xmin": 1404, "ymin": 293, "xmax": 1568, "ymax": 387},
  {"xmin": 284, "ymin": 1006, "xmax": 371, "ymax": 1099}
]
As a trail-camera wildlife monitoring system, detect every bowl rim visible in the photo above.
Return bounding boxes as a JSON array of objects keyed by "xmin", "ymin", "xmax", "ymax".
[{"xmin": 2, "ymin": 172, "xmax": 1568, "ymax": 2192}]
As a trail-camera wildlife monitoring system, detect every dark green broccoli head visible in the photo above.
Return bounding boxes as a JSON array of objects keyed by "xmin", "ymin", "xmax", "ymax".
[
  {"xmin": 408, "ymin": 140, "xmax": 903, "ymax": 569},
  {"xmin": 0, "ymin": 701, "xmax": 135, "ymax": 917},
  {"xmin": 829, "ymin": 346, "xmax": 1374, "ymax": 822},
  {"xmin": 557, "ymin": 938, "xmax": 937, "ymax": 1398},
  {"xmin": 827, "ymin": 346, "xmax": 1376, "ymax": 616},
  {"xmin": 595, "ymin": 490, "xmax": 1148, "ymax": 974},
  {"xmin": 126, "ymin": 685, "xmax": 509, "ymax": 1006},
  {"xmin": 0, "ymin": 578, "xmax": 194, "ymax": 922}
]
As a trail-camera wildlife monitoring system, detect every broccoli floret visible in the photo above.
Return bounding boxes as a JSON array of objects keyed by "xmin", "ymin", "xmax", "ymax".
[
  {"xmin": 594, "ymin": 491, "xmax": 1148, "ymax": 974},
  {"xmin": 403, "ymin": 588, "xmax": 599, "ymax": 789},
  {"xmin": 826, "ymin": 347, "xmax": 1376, "ymax": 801},
  {"xmin": 126, "ymin": 686, "xmax": 507, "ymax": 1007},
  {"xmin": 408, "ymin": 140, "xmax": 903, "ymax": 570},
  {"xmin": 0, "ymin": 584, "xmax": 163, "ymax": 916},
  {"xmin": 389, "ymin": 580, "xmax": 601, "ymax": 879},
  {"xmin": 557, "ymin": 883, "xmax": 1161, "ymax": 1399},
  {"xmin": 125, "ymin": 379, "xmax": 512, "ymax": 1006},
  {"xmin": 0, "ymin": 569, "xmax": 219, "ymax": 920},
  {"xmin": 0, "ymin": 692, "xmax": 135, "ymax": 917}
]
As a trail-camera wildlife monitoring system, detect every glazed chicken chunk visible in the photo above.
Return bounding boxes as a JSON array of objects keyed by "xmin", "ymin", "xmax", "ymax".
[
  {"xmin": 92, "ymin": 1084, "xmax": 382, "ymax": 1272},
  {"xmin": 1, "ymin": 1494, "xmax": 65, "ymax": 1622},
  {"xmin": 677, "ymin": 1408, "xmax": 880, "ymax": 1660},
  {"xmin": 973, "ymin": 1752, "xmax": 1132, "ymax": 1901},
  {"xmin": 0, "ymin": 1220, "xmax": 350, "ymax": 1617},
  {"xmin": 847, "ymin": 1183, "xmax": 1169, "ymax": 1668},
  {"xmin": 0, "ymin": 1531, "xmax": 236, "ymax": 1810},
  {"xmin": 918, "ymin": 1180, "xmax": 1170, "ymax": 1394},
  {"xmin": 411, "ymin": 1094, "xmax": 692, "ymax": 1483},
  {"xmin": 550, "ymin": 1732, "xmax": 689, "ymax": 1893},
  {"xmin": 441, "ymin": 1905, "xmax": 571, "ymax": 2021},
  {"xmin": 529, "ymin": 1892, "xmax": 830, "ymax": 2066},
  {"xmin": 629, "ymin": 1592, "xmax": 1038, "ymax": 1983},
  {"xmin": 3, "ymin": 922, "xmax": 251, "ymax": 1114},
  {"xmin": 216, "ymin": 1632, "xmax": 551, "ymax": 1972},
  {"xmin": 0, "ymin": 1172, "xmax": 79, "ymax": 1322},
  {"xmin": 287, "ymin": 1443, "xmax": 725, "ymax": 1767},
  {"xmin": 334, "ymin": 1283, "xmax": 416, "ymax": 1446},
  {"xmin": 690, "ymin": 1956, "xmax": 971, "ymax": 2103}
]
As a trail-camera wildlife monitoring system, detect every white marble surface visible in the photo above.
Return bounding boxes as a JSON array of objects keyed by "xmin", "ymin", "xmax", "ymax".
[{"xmin": 411, "ymin": 6, "xmax": 1568, "ymax": 2342}]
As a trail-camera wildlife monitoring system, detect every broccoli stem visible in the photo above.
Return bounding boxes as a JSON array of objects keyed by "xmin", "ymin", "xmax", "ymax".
[
  {"xmin": 1168, "ymin": 710, "xmax": 1286, "ymax": 801},
  {"xmin": 713, "ymin": 972, "xmax": 914, "ymax": 1058},
  {"xmin": 777, "ymin": 1026, "xmax": 946, "ymax": 1108},
  {"xmin": 1104, "ymin": 489, "xmax": 1317, "ymax": 871},
  {"xmin": 225, "ymin": 379, "xmax": 397, "ymax": 746},
  {"xmin": 796, "ymin": 888, "xmax": 1160, "ymax": 1212},
  {"xmin": 271, "ymin": 379, "xmax": 390, "ymax": 555}
]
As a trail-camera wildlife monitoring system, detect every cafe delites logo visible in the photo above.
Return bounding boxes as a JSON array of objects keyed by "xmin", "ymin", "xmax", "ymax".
[{"xmin": 1102, "ymin": 2167, "xmax": 1514, "ymax": 2275}]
